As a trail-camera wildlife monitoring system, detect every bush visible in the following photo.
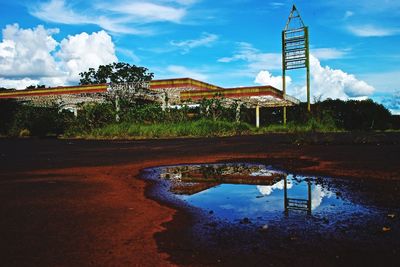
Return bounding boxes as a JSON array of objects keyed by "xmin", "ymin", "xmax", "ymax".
[
  {"xmin": 10, "ymin": 104, "xmax": 73, "ymax": 137},
  {"xmin": 0, "ymin": 99, "xmax": 22, "ymax": 135},
  {"xmin": 70, "ymin": 102, "xmax": 115, "ymax": 132}
]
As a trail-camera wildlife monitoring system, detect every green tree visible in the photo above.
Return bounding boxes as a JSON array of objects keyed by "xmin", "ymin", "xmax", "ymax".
[
  {"xmin": 199, "ymin": 94, "xmax": 225, "ymax": 121},
  {"xmin": 79, "ymin": 62, "xmax": 154, "ymax": 85}
]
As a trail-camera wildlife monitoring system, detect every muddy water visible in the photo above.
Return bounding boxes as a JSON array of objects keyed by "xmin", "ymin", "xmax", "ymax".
[{"xmin": 142, "ymin": 163, "xmax": 400, "ymax": 266}]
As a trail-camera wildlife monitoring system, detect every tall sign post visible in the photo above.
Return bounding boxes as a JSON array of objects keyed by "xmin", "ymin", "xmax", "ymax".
[{"xmin": 282, "ymin": 5, "xmax": 310, "ymax": 125}]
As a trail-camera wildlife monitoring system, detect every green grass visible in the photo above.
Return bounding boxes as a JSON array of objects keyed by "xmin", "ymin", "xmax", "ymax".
[
  {"xmin": 256, "ymin": 119, "xmax": 342, "ymax": 134},
  {"xmin": 66, "ymin": 119, "xmax": 254, "ymax": 139},
  {"xmin": 64, "ymin": 117, "xmax": 344, "ymax": 140}
]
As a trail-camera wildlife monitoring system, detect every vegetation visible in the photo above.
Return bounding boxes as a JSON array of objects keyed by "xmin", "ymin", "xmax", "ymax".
[
  {"xmin": 79, "ymin": 62, "xmax": 153, "ymax": 85},
  {"xmin": 65, "ymin": 119, "xmax": 253, "ymax": 139},
  {"xmin": 1, "ymin": 95, "xmax": 399, "ymax": 139},
  {"xmin": 1, "ymin": 63, "xmax": 399, "ymax": 139}
]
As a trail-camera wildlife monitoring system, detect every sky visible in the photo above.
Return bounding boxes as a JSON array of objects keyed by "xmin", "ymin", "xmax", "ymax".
[{"xmin": 0, "ymin": 0, "xmax": 399, "ymax": 113}]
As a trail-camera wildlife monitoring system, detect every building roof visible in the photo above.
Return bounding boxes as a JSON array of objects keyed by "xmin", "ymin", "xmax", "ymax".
[
  {"xmin": 0, "ymin": 78, "xmax": 300, "ymax": 107},
  {"xmin": 0, "ymin": 84, "xmax": 108, "ymax": 99}
]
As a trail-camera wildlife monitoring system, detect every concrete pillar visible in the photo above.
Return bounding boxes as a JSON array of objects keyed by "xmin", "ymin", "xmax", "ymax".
[
  {"xmin": 283, "ymin": 106, "xmax": 287, "ymax": 126},
  {"xmin": 256, "ymin": 104, "xmax": 260, "ymax": 128},
  {"xmin": 115, "ymin": 95, "xmax": 120, "ymax": 122},
  {"xmin": 161, "ymin": 91, "xmax": 168, "ymax": 111},
  {"xmin": 235, "ymin": 102, "xmax": 241, "ymax": 123}
]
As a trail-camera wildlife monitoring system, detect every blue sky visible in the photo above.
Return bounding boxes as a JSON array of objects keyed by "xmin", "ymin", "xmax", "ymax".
[{"xmin": 0, "ymin": 0, "xmax": 399, "ymax": 113}]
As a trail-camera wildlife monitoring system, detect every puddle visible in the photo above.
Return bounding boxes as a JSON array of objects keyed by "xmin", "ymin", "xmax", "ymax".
[
  {"xmin": 143, "ymin": 163, "xmax": 395, "ymax": 228},
  {"xmin": 142, "ymin": 163, "xmax": 400, "ymax": 265}
]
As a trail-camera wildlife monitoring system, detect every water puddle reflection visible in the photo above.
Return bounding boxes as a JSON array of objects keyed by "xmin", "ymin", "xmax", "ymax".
[
  {"xmin": 143, "ymin": 163, "xmax": 400, "ymax": 265},
  {"xmin": 144, "ymin": 163, "xmax": 393, "ymax": 228}
]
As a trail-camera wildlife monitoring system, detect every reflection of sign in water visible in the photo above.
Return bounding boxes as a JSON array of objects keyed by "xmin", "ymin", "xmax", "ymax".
[{"xmin": 284, "ymin": 176, "xmax": 312, "ymax": 215}]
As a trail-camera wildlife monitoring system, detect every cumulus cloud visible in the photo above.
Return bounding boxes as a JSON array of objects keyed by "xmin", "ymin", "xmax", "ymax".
[
  {"xmin": 0, "ymin": 78, "xmax": 40, "ymax": 89},
  {"xmin": 0, "ymin": 24, "xmax": 117, "ymax": 88},
  {"xmin": 308, "ymin": 55, "xmax": 374, "ymax": 99},
  {"xmin": 311, "ymin": 185, "xmax": 333, "ymax": 210},
  {"xmin": 0, "ymin": 24, "xmax": 60, "ymax": 78},
  {"xmin": 257, "ymin": 179, "xmax": 292, "ymax": 196},
  {"xmin": 254, "ymin": 55, "xmax": 374, "ymax": 101},
  {"xmin": 170, "ymin": 32, "xmax": 218, "ymax": 53},
  {"xmin": 57, "ymin": 31, "xmax": 117, "ymax": 82},
  {"xmin": 254, "ymin": 70, "xmax": 291, "ymax": 90}
]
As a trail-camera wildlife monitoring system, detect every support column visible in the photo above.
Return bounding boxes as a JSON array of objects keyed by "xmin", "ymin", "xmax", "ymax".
[
  {"xmin": 282, "ymin": 30, "xmax": 287, "ymax": 126},
  {"xmin": 283, "ymin": 106, "xmax": 287, "ymax": 126},
  {"xmin": 305, "ymin": 26, "xmax": 311, "ymax": 112},
  {"xmin": 115, "ymin": 95, "xmax": 120, "ymax": 122},
  {"xmin": 235, "ymin": 102, "xmax": 241, "ymax": 123},
  {"xmin": 161, "ymin": 91, "xmax": 167, "ymax": 111},
  {"xmin": 256, "ymin": 104, "xmax": 260, "ymax": 128}
]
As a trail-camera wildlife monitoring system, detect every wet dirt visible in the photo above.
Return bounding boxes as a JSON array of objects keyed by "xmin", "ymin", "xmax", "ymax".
[{"xmin": 143, "ymin": 163, "xmax": 400, "ymax": 266}]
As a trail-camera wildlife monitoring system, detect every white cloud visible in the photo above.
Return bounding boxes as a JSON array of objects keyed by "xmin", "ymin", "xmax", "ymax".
[
  {"xmin": 96, "ymin": 17, "xmax": 148, "ymax": 35},
  {"xmin": 311, "ymin": 48, "xmax": 349, "ymax": 60},
  {"xmin": 57, "ymin": 31, "xmax": 117, "ymax": 83},
  {"xmin": 105, "ymin": 2, "xmax": 186, "ymax": 23},
  {"xmin": 257, "ymin": 179, "xmax": 292, "ymax": 196},
  {"xmin": 344, "ymin": 11, "xmax": 354, "ymax": 19},
  {"xmin": 310, "ymin": 55, "xmax": 374, "ymax": 98},
  {"xmin": 311, "ymin": 185, "xmax": 333, "ymax": 210},
  {"xmin": 270, "ymin": 2, "xmax": 285, "ymax": 8},
  {"xmin": 171, "ymin": 0, "xmax": 198, "ymax": 5},
  {"xmin": 254, "ymin": 70, "xmax": 291, "ymax": 90},
  {"xmin": 31, "ymin": 0, "xmax": 149, "ymax": 35},
  {"xmin": 360, "ymin": 70, "xmax": 400, "ymax": 93},
  {"xmin": 117, "ymin": 48, "xmax": 140, "ymax": 63},
  {"xmin": 29, "ymin": 0, "xmax": 196, "ymax": 35},
  {"xmin": 0, "ymin": 24, "xmax": 60, "ymax": 78},
  {"xmin": 0, "ymin": 78, "xmax": 40, "ymax": 89},
  {"xmin": 31, "ymin": 0, "xmax": 91, "ymax": 25},
  {"xmin": 218, "ymin": 42, "xmax": 281, "ymax": 75},
  {"xmin": 254, "ymin": 55, "xmax": 374, "ymax": 101},
  {"xmin": 166, "ymin": 65, "xmax": 208, "ymax": 80},
  {"xmin": 347, "ymin": 25, "xmax": 400, "ymax": 37},
  {"xmin": 0, "ymin": 24, "xmax": 118, "ymax": 89},
  {"xmin": 289, "ymin": 55, "xmax": 374, "ymax": 101},
  {"xmin": 170, "ymin": 32, "xmax": 218, "ymax": 53}
]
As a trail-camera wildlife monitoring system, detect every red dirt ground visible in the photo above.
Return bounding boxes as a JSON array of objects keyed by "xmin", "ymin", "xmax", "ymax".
[{"xmin": 0, "ymin": 133, "xmax": 399, "ymax": 266}]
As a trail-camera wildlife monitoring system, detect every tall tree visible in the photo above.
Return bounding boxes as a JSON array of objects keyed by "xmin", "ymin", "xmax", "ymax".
[{"xmin": 79, "ymin": 62, "xmax": 154, "ymax": 85}]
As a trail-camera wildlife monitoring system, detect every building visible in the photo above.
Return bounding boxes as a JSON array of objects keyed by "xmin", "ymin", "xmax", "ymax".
[{"xmin": 0, "ymin": 78, "xmax": 299, "ymax": 126}]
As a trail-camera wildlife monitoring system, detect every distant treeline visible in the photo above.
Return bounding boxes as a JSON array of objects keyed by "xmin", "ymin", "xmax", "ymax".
[
  {"xmin": 0, "ymin": 97, "xmax": 399, "ymax": 137},
  {"xmin": 254, "ymin": 99, "xmax": 398, "ymax": 131}
]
